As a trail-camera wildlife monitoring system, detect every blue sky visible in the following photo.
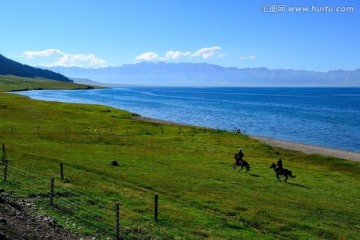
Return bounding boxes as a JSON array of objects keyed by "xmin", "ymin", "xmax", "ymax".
[{"xmin": 1, "ymin": 0, "xmax": 359, "ymax": 71}]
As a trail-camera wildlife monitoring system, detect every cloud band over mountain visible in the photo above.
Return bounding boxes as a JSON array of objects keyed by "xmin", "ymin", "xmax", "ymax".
[
  {"xmin": 46, "ymin": 62, "xmax": 360, "ymax": 87},
  {"xmin": 22, "ymin": 49, "xmax": 107, "ymax": 68},
  {"xmin": 134, "ymin": 46, "xmax": 224, "ymax": 62},
  {"xmin": 21, "ymin": 47, "xmax": 225, "ymax": 68}
]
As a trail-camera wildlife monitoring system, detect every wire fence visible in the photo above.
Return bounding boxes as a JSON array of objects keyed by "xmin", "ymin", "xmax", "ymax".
[
  {"xmin": 0, "ymin": 124, "xmax": 247, "ymax": 157},
  {"xmin": 0, "ymin": 123, "xmax": 242, "ymax": 137},
  {"xmin": 0, "ymin": 149, "xmax": 164, "ymax": 240}
]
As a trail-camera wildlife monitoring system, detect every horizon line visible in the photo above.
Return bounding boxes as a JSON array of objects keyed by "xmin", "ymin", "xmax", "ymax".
[{"xmin": 39, "ymin": 61, "xmax": 360, "ymax": 73}]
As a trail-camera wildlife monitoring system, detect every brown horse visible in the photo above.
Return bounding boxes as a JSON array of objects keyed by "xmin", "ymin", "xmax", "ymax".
[
  {"xmin": 233, "ymin": 160, "xmax": 250, "ymax": 174},
  {"xmin": 270, "ymin": 163, "xmax": 296, "ymax": 182}
]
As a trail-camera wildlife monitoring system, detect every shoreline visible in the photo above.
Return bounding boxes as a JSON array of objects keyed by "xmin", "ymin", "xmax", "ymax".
[
  {"xmin": 133, "ymin": 116, "xmax": 360, "ymax": 162},
  {"xmin": 132, "ymin": 116, "xmax": 192, "ymax": 126},
  {"xmin": 250, "ymin": 136, "xmax": 360, "ymax": 162},
  {"xmin": 12, "ymin": 89, "xmax": 360, "ymax": 163}
]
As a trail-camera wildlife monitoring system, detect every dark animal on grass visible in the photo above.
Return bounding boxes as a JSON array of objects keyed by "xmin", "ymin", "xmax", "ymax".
[
  {"xmin": 111, "ymin": 160, "xmax": 119, "ymax": 166},
  {"xmin": 270, "ymin": 163, "xmax": 296, "ymax": 182},
  {"xmin": 233, "ymin": 159, "xmax": 250, "ymax": 174}
]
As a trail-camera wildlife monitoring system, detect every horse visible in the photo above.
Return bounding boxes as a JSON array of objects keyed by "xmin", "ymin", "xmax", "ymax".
[
  {"xmin": 233, "ymin": 159, "xmax": 250, "ymax": 174},
  {"xmin": 269, "ymin": 163, "xmax": 296, "ymax": 182}
]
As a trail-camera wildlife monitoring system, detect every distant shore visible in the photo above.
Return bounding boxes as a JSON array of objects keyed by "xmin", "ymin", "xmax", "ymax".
[{"xmin": 133, "ymin": 116, "xmax": 360, "ymax": 162}]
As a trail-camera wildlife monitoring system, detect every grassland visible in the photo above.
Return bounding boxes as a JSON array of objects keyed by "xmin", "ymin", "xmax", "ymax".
[
  {"xmin": 0, "ymin": 75, "xmax": 94, "ymax": 92},
  {"xmin": 0, "ymin": 76, "xmax": 359, "ymax": 239}
]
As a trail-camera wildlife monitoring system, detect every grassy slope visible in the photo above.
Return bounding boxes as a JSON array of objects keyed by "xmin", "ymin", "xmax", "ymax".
[
  {"xmin": 0, "ymin": 75, "xmax": 92, "ymax": 92},
  {"xmin": 0, "ymin": 76, "xmax": 359, "ymax": 239}
]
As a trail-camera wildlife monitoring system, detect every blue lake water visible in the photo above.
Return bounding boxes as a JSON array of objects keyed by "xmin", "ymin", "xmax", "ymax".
[{"xmin": 17, "ymin": 87, "xmax": 360, "ymax": 153}]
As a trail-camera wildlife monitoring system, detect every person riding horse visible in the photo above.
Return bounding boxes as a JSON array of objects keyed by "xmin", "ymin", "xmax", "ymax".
[
  {"xmin": 233, "ymin": 150, "xmax": 250, "ymax": 173},
  {"xmin": 238, "ymin": 150, "xmax": 244, "ymax": 161},
  {"xmin": 234, "ymin": 150, "xmax": 244, "ymax": 164},
  {"xmin": 275, "ymin": 158, "xmax": 283, "ymax": 173},
  {"xmin": 270, "ymin": 160, "xmax": 296, "ymax": 182}
]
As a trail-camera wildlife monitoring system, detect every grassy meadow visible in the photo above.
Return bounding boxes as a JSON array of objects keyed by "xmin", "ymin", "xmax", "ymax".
[{"xmin": 0, "ymin": 76, "xmax": 359, "ymax": 239}]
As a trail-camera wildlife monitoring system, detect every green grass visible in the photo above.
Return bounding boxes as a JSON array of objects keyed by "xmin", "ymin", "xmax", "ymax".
[
  {"xmin": 0, "ymin": 76, "xmax": 359, "ymax": 239},
  {"xmin": 0, "ymin": 75, "xmax": 94, "ymax": 92}
]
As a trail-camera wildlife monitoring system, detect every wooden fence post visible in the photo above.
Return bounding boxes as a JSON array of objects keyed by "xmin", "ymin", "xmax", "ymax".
[
  {"xmin": 2, "ymin": 143, "xmax": 8, "ymax": 182},
  {"xmin": 60, "ymin": 163, "xmax": 64, "ymax": 181},
  {"xmin": 3, "ymin": 159, "xmax": 8, "ymax": 182},
  {"xmin": 1, "ymin": 143, "xmax": 5, "ymax": 161},
  {"xmin": 154, "ymin": 193, "xmax": 159, "ymax": 221},
  {"xmin": 50, "ymin": 177, "xmax": 54, "ymax": 206},
  {"xmin": 116, "ymin": 202, "xmax": 120, "ymax": 240}
]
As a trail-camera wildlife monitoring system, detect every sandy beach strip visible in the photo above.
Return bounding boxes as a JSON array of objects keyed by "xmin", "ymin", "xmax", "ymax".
[
  {"xmin": 252, "ymin": 136, "xmax": 360, "ymax": 162},
  {"xmin": 132, "ymin": 116, "xmax": 193, "ymax": 126}
]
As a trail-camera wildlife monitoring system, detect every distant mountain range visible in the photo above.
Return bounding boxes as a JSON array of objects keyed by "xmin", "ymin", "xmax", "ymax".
[
  {"xmin": 47, "ymin": 62, "xmax": 360, "ymax": 86},
  {"xmin": 0, "ymin": 54, "xmax": 71, "ymax": 82},
  {"xmin": 2, "ymin": 52, "xmax": 358, "ymax": 86}
]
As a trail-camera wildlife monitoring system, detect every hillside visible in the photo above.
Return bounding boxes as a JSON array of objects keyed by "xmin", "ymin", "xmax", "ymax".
[
  {"xmin": 0, "ymin": 54, "xmax": 71, "ymax": 82},
  {"xmin": 48, "ymin": 62, "xmax": 360, "ymax": 86},
  {"xmin": 0, "ymin": 75, "xmax": 96, "ymax": 92}
]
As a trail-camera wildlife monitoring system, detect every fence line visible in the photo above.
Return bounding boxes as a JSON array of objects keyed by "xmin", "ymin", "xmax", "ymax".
[
  {"xmin": 0, "ymin": 124, "xmax": 232, "ymax": 137},
  {"xmin": 1, "ymin": 158, "xmax": 160, "ymax": 239},
  {"xmin": 1, "ymin": 125, "xmax": 243, "ymax": 158}
]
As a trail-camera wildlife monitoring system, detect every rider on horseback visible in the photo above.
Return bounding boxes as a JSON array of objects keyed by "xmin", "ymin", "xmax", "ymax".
[
  {"xmin": 233, "ymin": 150, "xmax": 250, "ymax": 173},
  {"xmin": 270, "ymin": 159, "xmax": 296, "ymax": 182},
  {"xmin": 234, "ymin": 150, "xmax": 244, "ymax": 164},
  {"xmin": 238, "ymin": 149, "xmax": 244, "ymax": 161},
  {"xmin": 276, "ymin": 158, "xmax": 283, "ymax": 173},
  {"xmin": 233, "ymin": 149, "xmax": 244, "ymax": 165}
]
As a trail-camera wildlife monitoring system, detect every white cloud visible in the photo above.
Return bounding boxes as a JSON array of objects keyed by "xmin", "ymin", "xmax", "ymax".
[
  {"xmin": 165, "ymin": 50, "xmax": 191, "ymax": 60},
  {"xmin": 22, "ymin": 49, "xmax": 107, "ymax": 68},
  {"xmin": 134, "ymin": 52, "xmax": 160, "ymax": 62},
  {"xmin": 134, "ymin": 46, "xmax": 223, "ymax": 62},
  {"xmin": 49, "ymin": 53, "xmax": 107, "ymax": 68},
  {"xmin": 24, "ymin": 49, "xmax": 62, "ymax": 58},
  {"xmin": 191, "ymin": 46, "xmax": 222, "ymax": 59},
  {"xmin": 240, "ymin": 55, "xmax": 256, "ymax": 60}
]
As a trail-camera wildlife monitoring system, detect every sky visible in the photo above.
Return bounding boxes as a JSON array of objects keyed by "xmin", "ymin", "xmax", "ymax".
[{"xmin": 0, "ymin": 0, "xmax": 359, "ymax": 71}]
